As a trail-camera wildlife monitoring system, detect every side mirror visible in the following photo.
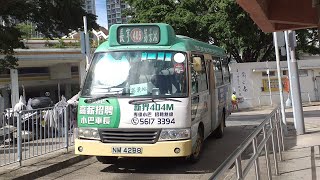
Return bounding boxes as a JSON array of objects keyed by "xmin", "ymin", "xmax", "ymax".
[{"xmin": 192, "ymin": 57, "xmax": 202, "ymax": 72}]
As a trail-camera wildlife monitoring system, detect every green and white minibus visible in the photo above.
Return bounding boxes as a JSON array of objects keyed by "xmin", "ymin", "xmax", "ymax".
[{"xmin": 75, "ymin": 23, "xmax": 232, "ymax": 163}]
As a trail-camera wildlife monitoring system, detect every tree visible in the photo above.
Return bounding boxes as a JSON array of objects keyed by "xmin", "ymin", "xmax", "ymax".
[
  {"xmin": 124, "ymin": 0, "xmax": 274, "ymax": 63},
  {"xmin": 296, "ymin": 29, "xmax": 320, "ymax": 55},
  {"xmin": 15, "ymin": 23, "xmax": 34, "ymax": 39},
  {"xmin": 0, "ymin": 0, "xmax": 98, "ymax": 72}
]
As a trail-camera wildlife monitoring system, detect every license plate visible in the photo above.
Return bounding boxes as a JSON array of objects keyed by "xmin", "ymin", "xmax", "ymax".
[{"xmin": 112, "ymin": 147, "xmax": 143, "ymax": 154}]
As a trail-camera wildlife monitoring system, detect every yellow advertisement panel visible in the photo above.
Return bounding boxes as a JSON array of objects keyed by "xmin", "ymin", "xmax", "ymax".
[{"xmin": 262, "ymin": 78, "xmax": 286, "ymax": 92}]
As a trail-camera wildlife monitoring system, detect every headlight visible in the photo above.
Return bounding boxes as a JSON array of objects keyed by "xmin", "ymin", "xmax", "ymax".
[
  {"xmin": 159, "ymin": 128, "xmax": 190, "ymax": 141},
  {"xmin": 77, "ymin": 128, "xmax": 100, "ymax": 140}
]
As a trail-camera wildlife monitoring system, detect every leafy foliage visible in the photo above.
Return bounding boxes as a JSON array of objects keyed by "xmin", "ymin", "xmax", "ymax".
[
  {"xmin": 15, "ymin": 23, "xmax": 34, "ymax": 39},
  {"xmin": 0, "ymin": 0, "xmax": 98, "ymax": 71},
  {"xmin": 124, "ymin": 0, "xmax": 275, "ymax": 63},
  {"xmin": 296, "ymin": 29, "xmax": 320, "ymax": 55}
]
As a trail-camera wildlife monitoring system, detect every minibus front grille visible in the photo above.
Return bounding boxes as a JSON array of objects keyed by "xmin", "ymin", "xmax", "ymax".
[{"xmin": 99, "ymin": 129, "xmax": 160, "ymax": 144}]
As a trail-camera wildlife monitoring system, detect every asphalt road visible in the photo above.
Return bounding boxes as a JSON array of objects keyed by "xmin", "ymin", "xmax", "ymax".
[{"xmin": 39, "ymin": 108, "xmax": 274, "ymax": 180}]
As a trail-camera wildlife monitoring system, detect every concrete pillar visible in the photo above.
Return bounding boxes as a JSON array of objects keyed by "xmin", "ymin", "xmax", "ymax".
[
  {"xmin": 273, "ymin": 32, "xmax": 287, "ymax": 135},
  {"xmin": 65, "ymin": 83, "xmax": 72, "ymax": 100},
  {"xmin": 79, "ymin": 60, "xmax": 86, "ymax": 88},
  {"xmin": 288, "ymin": 30, "xmax": 305, "ymax": 135},
  {"xmin": 10, "ymin": 69, "xmax": 19, "ymax": 108}
]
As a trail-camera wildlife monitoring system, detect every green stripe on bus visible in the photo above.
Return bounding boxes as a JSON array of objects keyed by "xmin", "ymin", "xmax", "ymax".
[{"xmin": 77, "ymin": 98, "xmax": 121, "ymax": 128}]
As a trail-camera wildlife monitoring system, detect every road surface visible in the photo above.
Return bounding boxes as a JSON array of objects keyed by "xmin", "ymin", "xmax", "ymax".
[{"xmin": 39, "ymin": 108, "xmax": 273, "ymax": 180}]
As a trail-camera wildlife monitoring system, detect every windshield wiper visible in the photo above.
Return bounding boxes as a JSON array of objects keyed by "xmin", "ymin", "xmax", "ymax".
[
  {"xmin": 128, "ymin": 97, "xmax": 182, "ymax": 105},
  {"xmin": 84, "ymin": 95, "xmax": 111, "ymax": 104},
  {"xmin": 84, "ymin": 90, "xmax": 133, "ymax": 104}
]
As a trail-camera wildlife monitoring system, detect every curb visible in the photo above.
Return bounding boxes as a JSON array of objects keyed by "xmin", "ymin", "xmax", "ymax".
[
  {"xmin": 0, "ymin": 147, "xmax": 92, "ymax": 180},
  {"xmin": 13, "ymin": 155, "xmax": 92, "ymax": 180}
]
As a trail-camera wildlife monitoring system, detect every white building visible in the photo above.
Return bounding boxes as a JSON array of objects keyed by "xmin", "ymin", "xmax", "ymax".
[
  {"xmin": 230, "ymin": 57, "xmax": 320, "ymax": 109},
  {"xmin": 84, "ymin": 0, "xmax": 96, "ymax": 14}
]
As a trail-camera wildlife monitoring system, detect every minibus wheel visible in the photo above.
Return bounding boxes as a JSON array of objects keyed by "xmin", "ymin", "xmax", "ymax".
[
  {"xmin": 214, "ymin": 112, "xmax": 225, "ymax": 138},
  {"xmin": 188, "ymin": 127, "xmax": 204, "ymax": 163},
  {"xmin": 96, "ymin": 156, "xmax": 118, "ymax": 164}
]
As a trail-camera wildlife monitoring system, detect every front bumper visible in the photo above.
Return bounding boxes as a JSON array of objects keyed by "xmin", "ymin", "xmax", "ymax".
[{"xmin": 75, "ymin": 138, "xmax": 192, "ymax": 157}]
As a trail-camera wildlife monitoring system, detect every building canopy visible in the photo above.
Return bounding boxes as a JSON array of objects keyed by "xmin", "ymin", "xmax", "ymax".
[{"xmin": 236, "ymin": 0, "xmax": 319, "ymax": 32}]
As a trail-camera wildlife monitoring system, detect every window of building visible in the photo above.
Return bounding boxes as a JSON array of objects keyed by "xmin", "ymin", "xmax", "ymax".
[
  {"xmin": 283, "ymin": 69, "xmax": 308, "ymax": 77},
  {"xmin": 283, "ymin": 70, "xmax": 288, "ymax": 76},
  {"xmin": 299, "ymin": 69, "xmax": 308, "ymax": 77},
  {"xmin": 71, "ymin": 66, "xmax": 79, "ymax": 74},
  {"xmin": 262, "ymin": 71, "xmax": 275, "ymax": 76},
  {"xmin": 0, "ymin": 69, "xmax": 10, "ymax": 75},
  {"xmin": 0, "ymin": 69, "xmax": 10, "ymax": 78},
  {"xmin": 191, "ymin": 55, "xmax": 208, "ymax": 94},
  {"xmin": 18, "ymin": 67, "xmax": 49, "ymax": 74}
]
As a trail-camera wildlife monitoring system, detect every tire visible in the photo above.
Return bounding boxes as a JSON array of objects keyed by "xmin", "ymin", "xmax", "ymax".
[
  {"xmin": 96, "ymin": 156, "xmax": 118, "ymax": 164},
  {"xmin": 213, "ymin": 112, "xmax": 225, "ymax": 139},
  {"xmin": 30, "ymin": 97, "xmax": 53, "ymax": 109},
  {"xmin": 188, "ymin": 127, "xmax": 204, "ymax": 163}
]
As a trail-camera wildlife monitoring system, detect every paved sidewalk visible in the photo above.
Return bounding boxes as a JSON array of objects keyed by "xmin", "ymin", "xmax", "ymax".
[
  {"xmin": 274, "ymin": 105, "xmax": 320, "ymax": 180},
  {"xmin": 213, "ymin": 104, "xmax": 320, "ymax": 180}
]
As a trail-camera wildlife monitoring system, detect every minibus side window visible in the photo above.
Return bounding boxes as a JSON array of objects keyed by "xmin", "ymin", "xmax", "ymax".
[
  {"xmin": 213, "ymin": 57, "xmax": 223, "ymax": 87},
  {"xmin": 222, "ymin": 60, "xmax": 230, "ymax": 84},
  {"xmin": 191, "ymin": 55, "xmax": 208, "ymax": 94}
]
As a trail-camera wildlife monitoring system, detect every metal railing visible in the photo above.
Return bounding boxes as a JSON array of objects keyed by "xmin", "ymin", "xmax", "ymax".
[
  {"xmin": 258, "ymin": 92, "xmax": 311, "ymax": 107},
  {"xmin": 209, "ymin": 105, "xmax": 285, "ymax": 180},
  {"xmin": 0, "ymin": 105, "xmax": 75, "ymax": 167}
]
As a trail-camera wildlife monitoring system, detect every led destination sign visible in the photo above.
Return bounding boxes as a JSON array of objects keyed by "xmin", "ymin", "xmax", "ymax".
[{"xmin": 117, "ymin": 26, "xmax": 160, "ymax": 45}]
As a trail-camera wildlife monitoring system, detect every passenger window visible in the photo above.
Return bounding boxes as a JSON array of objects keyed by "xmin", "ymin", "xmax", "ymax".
[
  {"xmin": 191, "ymin": 55, "xmax": 208, "ymax": 94},
  {"xmin": 222, "ymin": 61, "xmax": 230, "ymax": 84},
  {"xmin": 213, "ymin": 57, "xmax": 223, "ymax": 87}
]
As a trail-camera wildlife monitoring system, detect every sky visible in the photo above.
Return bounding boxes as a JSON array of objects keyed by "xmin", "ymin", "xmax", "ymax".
[{"xmin": 95, "ymin": 0, "xmax": 108, "ymax": 29}]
